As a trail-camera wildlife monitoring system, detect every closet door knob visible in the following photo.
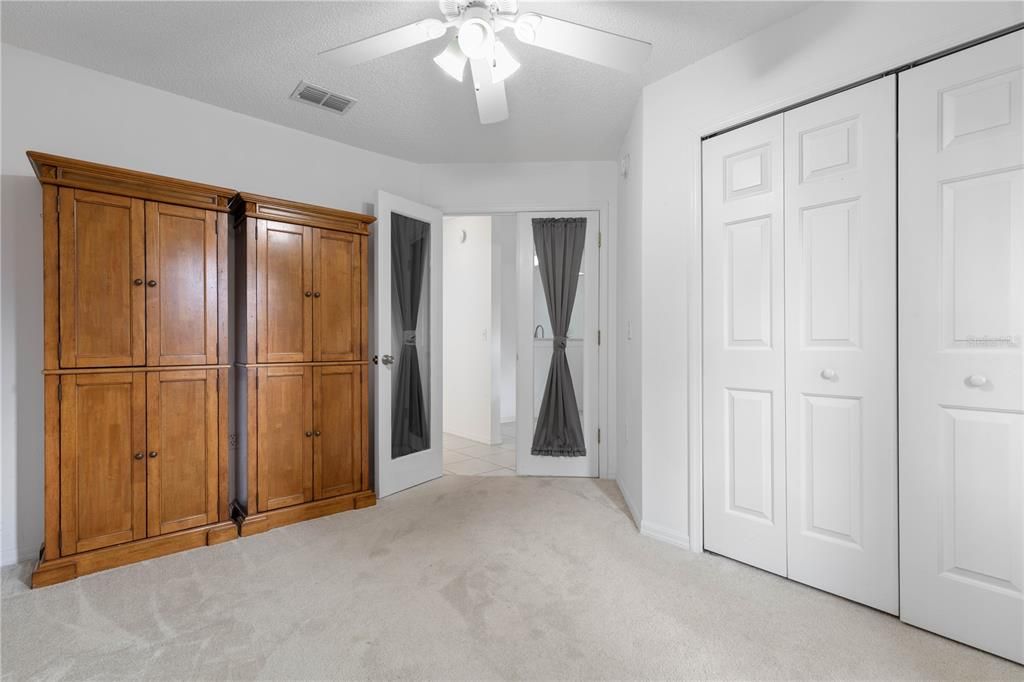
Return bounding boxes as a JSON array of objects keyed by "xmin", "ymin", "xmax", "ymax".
[
  {"xmin": 305, "ymin": 431, "xmax": 313, "ymax": 437},
  {"xmin": 133, "ymin": 278, "xmax": 144, "ymax": 286},
  {"xmin": 314, "ymin": 430, "xmax": 321, "ymax": 437},
  {"xmin": 133, "ymin": 452, "xmax": 144, "ymax": 460},
  {"xmin": 148, "ymin": 451, "xmax": 158, "ymax": 458},
  {"xmin": 966, "ymin": 375, "xmax": 988, "ymax": 387},
  {"xmin": 820, "ymin": 368, "xmax": 838, "ymax": 381},
  {"xmin": 314, "ymin": 292, "xmax": 321, "ymax": 298},
  {"xmin": 304, "ymin": 291, "xmax": 313, "ymax": 297},
  {"xmin": 147, "ymin": 280, "xmax": 158, "ymax": 287}
]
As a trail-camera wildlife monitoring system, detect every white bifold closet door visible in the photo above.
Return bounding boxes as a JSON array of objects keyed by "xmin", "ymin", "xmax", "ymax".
[
  {"xmin": 703, "ymin": 77, "xmax": 898, "ymax": 613},
  {"xmin": 899, "ymin": 31, "xmax": 1023, "ymax": 664}
]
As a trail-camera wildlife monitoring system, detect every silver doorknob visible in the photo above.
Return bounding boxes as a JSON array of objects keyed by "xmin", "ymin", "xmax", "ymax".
[
  {"xmin": 381, "ymin": 354, "xmax": 394, "ymax": 366},
  {"xmin": 820, "ymin": 368, "xmax": 838, "ymax": 381},
  {"xmin": 966, "ymin": 375, "xmax": 988, "ymax": 387}
]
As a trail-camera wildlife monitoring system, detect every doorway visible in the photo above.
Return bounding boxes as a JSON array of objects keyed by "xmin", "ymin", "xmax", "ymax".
[{"xmin": 440, "ymin": 214, "xmax": 518, "ymax": 476}]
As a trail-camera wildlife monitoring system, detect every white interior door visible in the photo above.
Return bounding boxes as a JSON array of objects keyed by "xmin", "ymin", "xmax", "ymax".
[
  {"xmin": 899, "ymin": 32, "xmax": 1024, "ymax": 664},
  {"xmin": 375, "ymin": 191, "xmax": 443, "ymax": 497},
  {"xmin": 783, "ymin": 76, "xmax": 898, "ymax": 614},
  {"xmin": 702, "ymin": 115, "xmax": 788, "ymax": 576},
  {"xmin": 516, "ymin": 210, "xmax": 600, "ymax": 477}
]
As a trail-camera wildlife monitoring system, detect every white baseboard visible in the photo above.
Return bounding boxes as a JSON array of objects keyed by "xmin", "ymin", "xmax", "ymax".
[
  {"xmin": 640, "ymin": 520, "xmax": 690, "ymax": 551},
  {"xmin": 617, "ymin": 480, "xmax": 641, "ymax": 530}
]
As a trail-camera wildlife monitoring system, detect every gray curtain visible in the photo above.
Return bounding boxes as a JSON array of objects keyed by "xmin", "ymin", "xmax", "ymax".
[
  {"xmin": 531, "ymin": 217, "xmax": 587, "ymax": 457},
  {"xmin": 391, "ymin": 212, "xmax": 430, "ymax": 459}
]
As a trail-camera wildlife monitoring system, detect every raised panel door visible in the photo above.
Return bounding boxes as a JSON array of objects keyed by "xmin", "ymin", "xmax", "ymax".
[
  {"xmin": 313, "ymin": 229, "xmax": 365, "ymax": 362},
  {"xmin": 783, "ymin": 76, "xmax": 898, "ymax": 613},
  {"xmin": 58, "ymin": 189, "xmax": 145, "ymax": 367},
  {"xmin": 146, "ymin": 370, "xmax": 219, "ymax": 536},
  {"xmin": 257, "ymin": 220, "xmax": 312, "ymax": 363},
  {"xmin": 313, "ymin": 365, "xmax": 367, "ymax": 499},
  {"xmin": 257, "ymin": 366, "xmax": 313, "ymax": 511},
  {"xmin": 900, "ymin": 32, "xmax": 1023, "ymax": 664},
  {"xmin": 702, "ymin": 115, "xmax": 788, "ymax": 576},
  {"xmin": 59, "ymin": 372, "xmax": 146, "ymax": 554},
  {"xmin": 146, "ymin": 203, "xmax": 218, "ymax": 365}
]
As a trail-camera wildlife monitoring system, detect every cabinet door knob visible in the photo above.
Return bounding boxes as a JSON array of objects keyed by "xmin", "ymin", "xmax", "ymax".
[
  {"xmin": 305, "ymin": 431, "xmax": 313, "ymax": 437},
  {"xmin": 314, "ymin": 430, "xmax": 321, "ymax": 437},
  {"xmin": 820, "ymin": 368, "xmax": 838, "ymax": 381},
  {"xmin": 133, "ymin": 278, "xmax": 144, "ymax": 286},
  {"xmin": 133, "ymin": 452, "xmax": 144, "ymax": 460},
  {"xmin": 313, "ymin": 292, "xmax": 321, "ymax": 298},
  {"xmin": 304, "ymin": 291, "xmax": 312, "ymax": 297},
  {"xmin": 147, "ymin": 280, "xmax": 158, "ymax": 287},
  {"xmin": 966, "ymin": 374, "xmax": 988, "ymax": 387},
  {"xmin": 148, "ymin": 451, "xmax": 158, "ymax": 458}
]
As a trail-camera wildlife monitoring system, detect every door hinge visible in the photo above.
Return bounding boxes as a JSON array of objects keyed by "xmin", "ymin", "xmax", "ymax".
[
  {"xmin": 597, "ymin": 428, "xmax": 601, "ymax": 444},
  {"xmin": 598, "ymin": 231, "xmax": 602, "ymax": 248},
  {"xmin": 57, "ymin": 339, "xmax": 62, "ymax": 359},
  {"xmin": 597, "ymin": 330, "xmax": 601, "ymax": 345},
  {"xmin": 57, "ymin": 383, "xmax": 62, "ymax": 402}
]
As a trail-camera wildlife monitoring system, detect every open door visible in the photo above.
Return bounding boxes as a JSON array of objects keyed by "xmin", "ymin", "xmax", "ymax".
[
  {"xmin": 374, "ymin": 192, "xmax": 443, "ymax": 497},
  {"xmin": 516, "ymin": 210, "xmax": 600, "ymax": 477}
]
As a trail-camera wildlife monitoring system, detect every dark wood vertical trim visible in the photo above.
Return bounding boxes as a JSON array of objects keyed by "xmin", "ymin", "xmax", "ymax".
[
  {"xmin": 42, "ymin": 185, "xmax": 60, "ymax": 370},
  {"xmin": 217, "ymin": 368, "xmax": 229, "ymax": 521},
  {"xmin": 217, "ymin": 213, "xmax": 229, "ymax": 364},
  {"xmin": 43, "ymin": 375, "xmax": 60, "ymax": 560}
]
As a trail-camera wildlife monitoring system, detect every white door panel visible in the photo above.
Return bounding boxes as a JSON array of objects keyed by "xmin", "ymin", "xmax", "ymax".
[
  {"xmin": 702, "ymin": 115, "xmax": 788, "ymax": 576},
  {"xmin": 899, "ymin": 31, "xmax": 1024, "ymax": 664},
  {"xmin": 375, "ymin": 192, "xmax": 444, "ymax": 497},
  {"xmin": 784, "ymin": 77, "xmax": 898, "ymax": 614}
]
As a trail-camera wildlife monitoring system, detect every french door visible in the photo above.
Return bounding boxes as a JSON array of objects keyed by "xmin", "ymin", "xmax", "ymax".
[
  {"xmin": 374, "ymin": 191, "xmax": 443, "ymax": 497},
  {"xmin": 899, "ymin": 30, "xmax": 1023, "ymax": 664},
  {"xmin": 515, "ymin": 210, "xmax": 600, "ymax": 477}
]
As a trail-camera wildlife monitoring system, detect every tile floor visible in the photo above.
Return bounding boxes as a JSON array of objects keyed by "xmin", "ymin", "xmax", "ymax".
[{"xmin": 443, "ymin": 422, "xmax": 517, "ymax": 476}]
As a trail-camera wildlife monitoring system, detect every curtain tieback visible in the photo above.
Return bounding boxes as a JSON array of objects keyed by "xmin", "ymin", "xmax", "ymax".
[
  {"xmin": 552, "ymin": 335, "xmax": 568, "ymax": 351},
  {"xmin": 402, "ymin": 330, "xmax": 417, "ymax": 345}
]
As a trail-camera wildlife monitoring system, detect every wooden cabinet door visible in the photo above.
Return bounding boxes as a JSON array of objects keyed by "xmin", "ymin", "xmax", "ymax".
[
  {"xmin": 58, "ymin": 189, "xmax": 145, "ymax": 367},
  {"xmin": 312, "ymin": 229, "xmax": 366, "ymax": 362},
  {"xmin": 257, "ymin": 366, "xmax": 313, "ymax": 511},
  {"xmin": 257, "ymin": 220, "xmax": 311, "ymax": 363},
  {"xmin": 313, "ymin": 365, "xmax": 367, "ymax": 499},
  {"xmin": 146, "ymin": 370, "xmax": 219, "ymax": 536},
  {"xmin": 146, "ymin": 203, "xmax": 218, "ymax": 366},
  {"xmin": 59, "ymin": 372, "xmax": 146, "ymax": 555}
]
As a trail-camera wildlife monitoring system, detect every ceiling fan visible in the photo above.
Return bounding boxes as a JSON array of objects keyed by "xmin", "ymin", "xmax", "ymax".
[{"xmin": 318, "ymin": 0, "xmax": 653, "ymax": 124}]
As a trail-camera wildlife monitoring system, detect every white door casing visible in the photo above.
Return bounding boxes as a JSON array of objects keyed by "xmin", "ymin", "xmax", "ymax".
[
  {"xmin": 899, "ymin": 32, "xmax": 1024, "ymax": 664},
  {"xmin": 375, "ymin": 191, "xmax": 444, "ymax": 497},
  {"xmin": 783, "ymin": 76, "xmax": 898, "ymax": 614},
  {"xmin": 516, "ymin": 210, "xmax": 600, "ymax": 477},
  {"xmin": 702, "ymin": 115, "xmax": 788, "ymax": 576}
]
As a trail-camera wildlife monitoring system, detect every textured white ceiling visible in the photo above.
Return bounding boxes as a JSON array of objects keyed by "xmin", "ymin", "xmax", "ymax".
[{"xmin": 2, "ymin": 1, "xmax": 811, "ymax": 162}]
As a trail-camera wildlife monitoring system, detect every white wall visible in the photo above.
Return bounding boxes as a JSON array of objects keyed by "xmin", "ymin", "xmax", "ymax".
[
  {"xmin": 615, "ymin": 100, "xmax": 643, "ymax": 527},
  {"xmin": 441, "ymin": 216, "xmax": 499, "ymax": 444},
  {"xmin": 634, "ymin": 2, "xmax": 1024, "ymax": 549},
  {"xmin": 493, "ymin": 214, "xmax": 518, "ymax": 423},
  {"xmin": 0, "ymin": 45, "xmax": 428, "ymax": 566}
]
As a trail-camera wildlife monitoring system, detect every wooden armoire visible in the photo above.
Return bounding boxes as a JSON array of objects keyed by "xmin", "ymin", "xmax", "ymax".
[
  {"xmin": 231, "ymin": 193, "xmax": 375, "ymax": 536},
  {"xmin": 29, "ymin": 152, "xmax": 239, "ymax": 588}
]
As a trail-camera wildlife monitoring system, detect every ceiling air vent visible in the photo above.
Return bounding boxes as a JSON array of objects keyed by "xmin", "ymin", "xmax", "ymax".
[{"xmin": 290, "ymin": 81, "xmax": 356, "ymax": 117}]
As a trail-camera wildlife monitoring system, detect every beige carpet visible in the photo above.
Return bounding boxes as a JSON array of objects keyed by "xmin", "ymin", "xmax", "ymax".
[{"xmin": 2, "ymin": 475, "xmax": 1021, "ymax": 680}]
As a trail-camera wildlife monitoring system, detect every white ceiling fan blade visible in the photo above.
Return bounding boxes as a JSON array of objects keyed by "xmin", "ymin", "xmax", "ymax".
[
  {"xmin": 514, "ymin": 13, "xmax": 651, "ymax": 73},
  {"xmin": 470, "ymin": 58, "xmax": 508, "ymax": 125},
  {"xmin": 320, "ymin": 19, "xmax": 448, "ymax": 68}
]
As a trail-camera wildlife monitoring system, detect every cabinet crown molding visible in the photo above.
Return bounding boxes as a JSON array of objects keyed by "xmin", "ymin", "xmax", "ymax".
[
  {"xmin": 230, "ymin": 192, "xmax": 375, "ymax": 234},
  {"xmin": 27, "ymin": 151, "xmax": 235, "ymax": 212}
]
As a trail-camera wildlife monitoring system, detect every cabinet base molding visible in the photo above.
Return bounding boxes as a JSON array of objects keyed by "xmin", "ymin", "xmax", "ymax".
[
  {"xmin": 233, "ymin": 490, "xmax": 376, "ymax": 537},
  {"xmin": 30, "ymin": 520, "xmax": 239, "ymax": 588}
]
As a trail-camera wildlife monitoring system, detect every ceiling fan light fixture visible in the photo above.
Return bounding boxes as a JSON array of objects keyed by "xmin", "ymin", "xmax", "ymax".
[
  {"xmin": 491, "ymin": 40, "xmax": 520, "ymax": 83},
  {"xmin": 513, "ymin": 13, "xmax": 541, "ymax": 44},
  {"xmin": 457, "ymin": 17, "xmax": 494, "ymax": 60},
  {"xmin": 433, "ymin": 38, "xmax": 468, "ymax": 81}
]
